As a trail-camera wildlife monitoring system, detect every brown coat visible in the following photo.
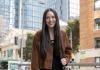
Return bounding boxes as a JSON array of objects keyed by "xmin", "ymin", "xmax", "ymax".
[{"xmin": 31, "ymin": 30, "xmax": 72, "ymax": 70}]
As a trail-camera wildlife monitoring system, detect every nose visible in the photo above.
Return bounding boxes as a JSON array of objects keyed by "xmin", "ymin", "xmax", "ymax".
[{"xmin": 49, "ymin": 17, "xmax": 53, "ymax": 22}]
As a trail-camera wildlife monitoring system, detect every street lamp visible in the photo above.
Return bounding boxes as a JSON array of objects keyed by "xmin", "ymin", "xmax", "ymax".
[
  {"xmin": 18, "ymin": 0, "xmax": 23, "ymax": 69},
  {"xmin": 19, "ymin": 0, "xmax": 23, "ymax": 61}
]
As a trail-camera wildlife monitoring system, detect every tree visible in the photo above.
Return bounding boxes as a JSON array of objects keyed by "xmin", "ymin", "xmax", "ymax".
[
  {"xmin": 23, "ymin": 33, "xmax": 34, "ymax": 61},
  {"xmin": 66, "ymin": 19, "xmax": 79, "ymax": 53}
]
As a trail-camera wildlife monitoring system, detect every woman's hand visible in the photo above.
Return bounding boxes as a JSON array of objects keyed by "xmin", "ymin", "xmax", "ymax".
[{"xmin": 61, "ymin": 58, "xmax": 68, "ymax": 66}]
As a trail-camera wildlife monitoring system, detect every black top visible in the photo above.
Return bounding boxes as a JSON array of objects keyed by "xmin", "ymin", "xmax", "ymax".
[{"xmin": 50, "ymin": 40, "xmax": 63, "ymax": 70}]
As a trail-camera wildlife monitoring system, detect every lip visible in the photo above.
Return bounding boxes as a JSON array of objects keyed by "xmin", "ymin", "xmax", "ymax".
[
  {"xmin": 49, "ymin": 22, "xmax": 55, "ymax": 24},
  {"xmin": 49, "ymin": 23, "xmax": 54, "ymax": 26}
]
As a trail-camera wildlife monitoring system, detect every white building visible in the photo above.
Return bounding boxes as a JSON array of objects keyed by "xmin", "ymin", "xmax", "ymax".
[{"xmin": 0, "ymin": 27, "xmax": 36, "ymax": 60}]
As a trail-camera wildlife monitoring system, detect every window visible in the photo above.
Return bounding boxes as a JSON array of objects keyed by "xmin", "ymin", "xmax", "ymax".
[
  {"xmin": 7, "ymin": 49, "xmax": 13, "ymax": 58},
  {"xmin": 95, "ymin": 57, "xmax": 100, "ymax": 67},
  {"xmin": 95, "ymin": 18, "xmax": 100, "ymax": 30},
  {"xmin": 94, "ymin": 0, "xmax": 100, "ymax": 10},
  {"xmin": 4, "ymin": 51, "xmax": 6, "ymax": 57},
  {"xmin": 95, "ymin": 38, "xmax": 100, "ymax": 48},
  {"xmin": 15, "ymin": 36, "xmax": 18, "ymax": 45}
]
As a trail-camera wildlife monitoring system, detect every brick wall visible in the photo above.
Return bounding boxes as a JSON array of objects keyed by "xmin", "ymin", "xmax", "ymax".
[{"xmin": 80, "ymin": 0, "xmax": 100, "ymax": 63}]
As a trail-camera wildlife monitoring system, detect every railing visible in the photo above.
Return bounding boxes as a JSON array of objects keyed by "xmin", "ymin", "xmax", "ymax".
[{"xmin": 65, "ymin": 63, "xmax": 100, "ymax": 70}]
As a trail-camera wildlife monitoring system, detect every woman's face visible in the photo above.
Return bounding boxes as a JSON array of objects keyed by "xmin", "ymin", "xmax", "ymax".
[{"xmin": 46, "ymin": 11, "xmax": 56, "ymax": 28}]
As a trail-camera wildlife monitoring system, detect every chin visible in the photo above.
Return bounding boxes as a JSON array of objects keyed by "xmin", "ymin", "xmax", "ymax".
[{"xmin": 49, "ymin": 25, "xmax": 55, "ymax": 28}]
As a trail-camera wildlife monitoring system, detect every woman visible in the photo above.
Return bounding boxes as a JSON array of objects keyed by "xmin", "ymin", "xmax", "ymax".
[{"xmin": 31, "ymin": 8, "xmax": 72, "ymax": 70}]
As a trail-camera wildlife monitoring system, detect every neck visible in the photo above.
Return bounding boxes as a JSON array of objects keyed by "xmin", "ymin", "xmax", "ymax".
[
  {"xmin": 48, "ymin": 27, "xmax": 54, "ymax": 32},
  {"xmin": 48, "ymin": 28, "xmax": 54, "ymax": 40}
]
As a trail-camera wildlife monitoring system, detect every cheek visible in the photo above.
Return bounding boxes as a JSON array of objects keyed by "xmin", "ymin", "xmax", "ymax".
[
  {"xmin": 46, "ymin": 19, "xmax": 49, "ymax": 23},
  {"xmin": 45, "ymin": 20, "xmax": 49, "ymax": 26}
]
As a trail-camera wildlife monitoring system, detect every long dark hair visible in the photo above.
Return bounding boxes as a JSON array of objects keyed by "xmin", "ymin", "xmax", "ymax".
[{"xmin": 40, "ymin": 8, "xmax": 63, "ymax": 59}]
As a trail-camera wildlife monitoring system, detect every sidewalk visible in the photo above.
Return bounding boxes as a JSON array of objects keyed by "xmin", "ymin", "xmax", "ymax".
[{"xmin": 67, "ymin": 67, "xmax": 100, "ymax": 70}]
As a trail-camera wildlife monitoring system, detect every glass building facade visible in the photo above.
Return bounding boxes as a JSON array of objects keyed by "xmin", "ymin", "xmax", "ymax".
[
  {"xmin": 46, "ymin": 0, "xmax": 80, "ymax": 21},
  {"xmin": 13, "ymin": 0, "xmax": 46, "ymax": 30},
  {"xmin": 69, "ymin": 0, "xmax": 80, "ymax": 19},
  {"xmin": 0, "ymin": 0, "xmax": 11, "ymax": 42},
  {"xmin": 14, "ymin": 0, "xmax": 20, "ymax": 28},
  {"xmin": 0, "ymin": 0, "xmax": 80, "ymax": 31},
  {"xmin": 14, "ymin": 0, "xmax": 60, "ymax": 30},
  {"xmin": 21, "ymin": 0, "xmax": 45, "ymax": 30},
  {"xmin": 0, "ymin": 0, "xmax": 10, "ymax": 30}
]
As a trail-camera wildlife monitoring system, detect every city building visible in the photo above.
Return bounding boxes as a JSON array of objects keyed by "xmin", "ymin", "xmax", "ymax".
[
  {"xmin": 0, "ymin": 27, "xmax": 36, "ymax": 60},
  {"xmin": 0, "ymin": 0, "xmax": 10, "ymax": 43},
  {"xmin": 14, "ymin": 0, "xmax": 80, "ymax": 30},
  {"xmin": 80, "ymin": 0, "xmax": 100, "ymax": 63},
  {"xmin": 0, "ymin": 0, "xmax": 79, "ymax": 61},
  {"xmin": 14, "ymin": 0, "xmax": 46, "ymax": 30},
  {"xmin": 69, "ymin": 0, "xmax": 80, "ymax": 19},
  {"xmin": 0, "ymin": 0, "xmax": 80, "ymax": 31},
  {"xmin": 46, "ymin": 0, "xmax": 80, "ymax": 21}
]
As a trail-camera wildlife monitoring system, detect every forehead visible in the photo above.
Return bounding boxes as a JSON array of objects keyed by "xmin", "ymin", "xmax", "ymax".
[{"xmin": 46, "ymin": 11, "xmax": 55, "ymax": 16}]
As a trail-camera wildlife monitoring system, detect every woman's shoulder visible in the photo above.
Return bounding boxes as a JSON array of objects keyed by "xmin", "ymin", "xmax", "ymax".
[
  {"xmin": 34, "ymin": 30, "xmax": 42, "ymax": 38},
  {"xmin": 60, "ymin": 30, "xmax": 67, "ymax": 35},
  {"xmin": 34, "ymin": 30, "xmax": 42, "ymax": 35}
]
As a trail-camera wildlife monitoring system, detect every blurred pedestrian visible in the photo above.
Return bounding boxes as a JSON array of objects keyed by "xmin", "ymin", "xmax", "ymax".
[{"xmin": 31, "ymin": 8, "xmax": 72, "ymax": 70}]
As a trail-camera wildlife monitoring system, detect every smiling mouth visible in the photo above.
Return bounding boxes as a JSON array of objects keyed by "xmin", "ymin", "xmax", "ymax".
[
  {"xmin": 49, "ymin": 22, "xmax": 54, "ymax": 24},
  {"xmin": 49, "ymin": 24, "xmax": 54, "ymax": 26},
  {"xmin": 49, "ymin": 23, "xmax": 53, "ymax": 25}
]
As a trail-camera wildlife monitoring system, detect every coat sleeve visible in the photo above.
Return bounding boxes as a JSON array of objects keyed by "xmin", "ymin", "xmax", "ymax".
[
  {"xmin": 63, "ymin": 31, "xmax": 72, "ymax": 64},
  {"xmin": 31, "ymin": 32, "xmax": 39, "ymax": 70}
]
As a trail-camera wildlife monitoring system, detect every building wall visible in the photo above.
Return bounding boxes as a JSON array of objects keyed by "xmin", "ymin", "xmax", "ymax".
[
  {"xmin": 80, "ymin": 0, "xmax": 100, "ymax": 63},
  {"xmin": 1, "ymin": 45, "xmax": 19, "ymax": 60},
  {"xmin": 55, "ymin": 0, "xmax": 80, "ymax": 21},
  {"xmin": 0, "ymin": 0, "xmax": 79, "ymax": 61},
  {"xmin": 56, "ymin": 0, "xmax": 69, "ymax": 21},
  {"xmin": 70, "ymin": 0, "xmax": 80, "ymax": 19},
  {"xmin": 0, "ymin": 0, "xmax": 10, "ymax": 30},
  {"xmin": 94, "ymin": 11, "xmax": 100, "ymax": 38},
  {"xmin": 0, "ymin": 16, "xmax": 7, "ymax": 43},
  {"xmin": 0, "ymin": 28, "xmax": 36, "ymax": 60}
]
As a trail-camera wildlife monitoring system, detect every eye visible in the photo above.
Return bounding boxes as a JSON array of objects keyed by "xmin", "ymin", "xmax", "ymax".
[
  {"xmin": 46, "ymin": 16, "xmax": 49, "ymax": 19},
  {"xmin": 52, "ymin": 16, "xmax": 55, "ymax": 19}
]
